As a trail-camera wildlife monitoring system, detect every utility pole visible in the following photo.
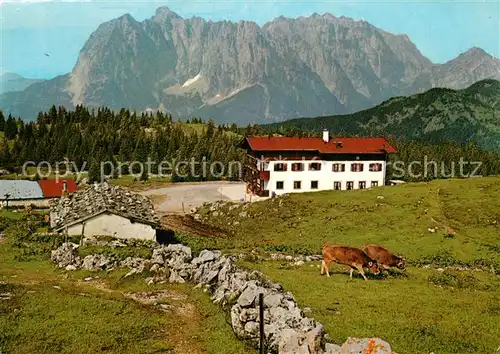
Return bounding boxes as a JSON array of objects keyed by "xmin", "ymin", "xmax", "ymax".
[{"xmin": 3, "ymin": 193, "xmax": 11, "ymax": 209}]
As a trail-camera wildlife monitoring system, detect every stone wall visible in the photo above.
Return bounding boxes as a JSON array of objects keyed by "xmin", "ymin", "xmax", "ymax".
[{"xmin": 51, "ymin": 241, "xmax": 396, "ymax": 354}]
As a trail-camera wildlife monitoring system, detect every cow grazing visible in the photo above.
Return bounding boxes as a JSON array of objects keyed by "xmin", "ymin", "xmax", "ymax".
[
  {"xmin": 362, "ymin": 244, "xmax": 405, "ymax": 270},
  {"xmin": 321, "ymin": 245, "xmax": 380, "ymax": 281}
]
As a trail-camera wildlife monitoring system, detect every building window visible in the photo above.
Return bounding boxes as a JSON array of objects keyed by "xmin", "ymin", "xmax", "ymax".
[
  {"xmin": 274, "ymin": 163, "xmax": 287, "ymax": 172},
  {"xmin": 332, "ymin": 163, "xmax": 345, "ymax": 172},
  {"xmin": 334, "ymin": 182, "xmax": 341, "ymax": 190},
  {"xmin": 291, "ymin": 163, "xmax": 304, "ymax": 171},
  {"xmin": 311, "ymin": 181, "xmax": 319, "ymax": 189},
  {"xmin": 371, "ymin": 181, "xmax": 378, "ymax": 187},
  {"xmin": 276, "ymin": 181, "xmax": 284, "ymax": 190},
  {"xmin": 309, "ymin": 162, "xmax": 321, "ymax": 171},
  {"xmin": 346, "ymin": 181, "xmax": 354, "ymax": 190},
  {"xmin": 351, "ymin": 163, "xmax": 364, "ymax": 172},
  {"xmin": 369, "ymin": 163, "xmax": 383, "ymax": 172},
  {"xmin": 293, "ymin": 181, "xmax": 302, "ymax": 190},
  {"xmin": 359, "ymin": 181, "xmax": 366, "ymax": 189}
]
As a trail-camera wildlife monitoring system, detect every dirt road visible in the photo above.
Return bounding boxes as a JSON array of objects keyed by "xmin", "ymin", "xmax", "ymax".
[{"xmin": 140, "ymin": 181, "xmax": 247, "ymax": 214}]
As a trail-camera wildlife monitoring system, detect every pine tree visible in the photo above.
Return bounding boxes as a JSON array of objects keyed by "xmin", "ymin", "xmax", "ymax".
[
  {"xmin": 4, "ymin": 115, "xmax": 18, "ymax": 140},
  {"xmin": 87, "ymin": 158, "xmax": 101, "ymax": 183},
  {"xmin": 0, "ymin": 111, "xmax": 5, "ymax": 132},
  {"xmin": 140, "ymin": 167, "xmax": 149, "ymax": 182},
  {"xmin": 0, "ymin": 138, "xmax": 11, "ymax": 168}
]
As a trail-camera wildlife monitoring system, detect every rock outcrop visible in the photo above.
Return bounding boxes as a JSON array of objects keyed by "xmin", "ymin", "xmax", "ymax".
[
  {"xmin": 51, "ymin": 240, "xmax": 398, "ymax": 353},
  {"xmin": 2, "ymin": 7, "xmax": 498, "ymax": 124}
]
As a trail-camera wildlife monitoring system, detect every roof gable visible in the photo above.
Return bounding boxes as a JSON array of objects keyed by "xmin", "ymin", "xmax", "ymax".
[
  {"xmin": 49, "ymin": 183, "xmax": 159, "ymax": 229},
  {"xmin": 242, "ymin": 136, "xmax": 397, "ymax": 154},
  {"xmin": 53, "ymin": 208, "xmax": 158, "ymax": 232}
]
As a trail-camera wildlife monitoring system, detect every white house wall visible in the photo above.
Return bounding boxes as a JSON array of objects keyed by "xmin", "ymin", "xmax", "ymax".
[
  {"xmin": 66, "ymin": 213, "xmax": 156, "ymax": 241},
  {"xmin": 261, "ymin": 159, "xmax": 386, "ymax": 195}
]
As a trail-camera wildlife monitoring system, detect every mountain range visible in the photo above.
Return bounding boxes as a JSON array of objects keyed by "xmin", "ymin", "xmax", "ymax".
[
  {"xmin": 0, "ymin": 72, "xmax": 44, "ymax": 95},
  {"xmin": 262, "ymin": 79, "xmax": 500, "ymax": 151},
  {"xmin": 1, "ymin": 7, "xmax": 499, "ymax": 124}
]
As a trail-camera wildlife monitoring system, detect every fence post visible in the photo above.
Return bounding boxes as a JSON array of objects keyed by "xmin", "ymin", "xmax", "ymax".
[{"xmin": 259, "ymin": 292, "xmax": 264, "ymax": 354}]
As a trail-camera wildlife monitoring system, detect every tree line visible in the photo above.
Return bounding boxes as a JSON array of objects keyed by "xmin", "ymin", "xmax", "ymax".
[
  {"xmin": 0, "ymin": 106, "xmax": 245, "ymax": 183},
  {"xmin": 0, "ymin": 105, "xmax": 498, "ymax": 184}
]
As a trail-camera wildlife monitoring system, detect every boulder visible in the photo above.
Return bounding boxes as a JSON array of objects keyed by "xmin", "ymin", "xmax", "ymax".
[
  {"xmin": 237, "ymin": 281, "xmax": 262, "ymax": 307},
  {"xmin": 169, "ymin": 270, "xmax": 185, "ymax": 284},
  {"xmin": 239, "ymin": 308, "xmax": 259, "ymax": 322},
  {"xmin": 166, "ymin": 244, "xmax": 192, "ymax": 259},
  {"xmin": 150, "ymin": 263, "xmax": 160, "ymax": 273},
  {"xmin": 51, "ymin": 243, "xmax": 81, "ymax": 269},
  {"xmin": 277, "ymin": 329, "xmax": 308, "ymax": 354},
  {"xmin": 244, "ymin": 321, "xmax": 260, "ymax": 337},
  {"xmin": 264, "ymin": 293, "xmax": 284, "ymax": 308},
  {"xmin": 151, "ymin": 248, "xmax": 165, "ymax": 265},
  {"xmin": 81, "ymin": 254, "xmax": 115, "ymax": 271},
  {"xmin": 305, "ymin": 324, "xmax": 324, "ymax": 354},
  {"xmin": 194, "ymin": 249, "xmax": 219, "ymax": 264},
  {"xmin": 324, "ymin": 343, "xmax": 342, "ymax": 354}
]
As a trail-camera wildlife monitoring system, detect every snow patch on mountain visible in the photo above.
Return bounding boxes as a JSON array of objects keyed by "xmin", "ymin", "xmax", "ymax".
[{"xmin": 182, "ymin": 74, "xmax": 202, "ymax": 88}]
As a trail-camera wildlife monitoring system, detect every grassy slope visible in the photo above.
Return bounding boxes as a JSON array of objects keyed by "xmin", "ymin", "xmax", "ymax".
[
  {"xmin": 243, "ymin": 262, "xmax": 499, "ymax": 354},
  {"xmin": 194, "ymin": 177, "xmax": 500, "ymax": 266},
  {"xmin": 0, "ymin": 214, "xmax": 252, "ymax": 354},
  {"xmin": 191, "ymin": 177, "xmax": 500, "ymax": 354}
]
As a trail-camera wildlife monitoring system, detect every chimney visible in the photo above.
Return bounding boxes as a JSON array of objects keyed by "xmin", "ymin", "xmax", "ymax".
[
  {"xmin": 62, "ymin": 180, "xmax": 68, "ymax": 198},
  {"xmin": 322, "ymin": 129, "xmax": 329, "ymax": 143}
]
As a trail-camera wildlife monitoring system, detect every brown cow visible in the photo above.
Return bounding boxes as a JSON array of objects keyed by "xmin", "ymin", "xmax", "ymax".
[
  {"xmin": 362, "ymin": 244, "xmax": 405, "ymax": 270},
  {"xmin": 321, "ymin": 245, "xmax": 380, "ymax": 281}
]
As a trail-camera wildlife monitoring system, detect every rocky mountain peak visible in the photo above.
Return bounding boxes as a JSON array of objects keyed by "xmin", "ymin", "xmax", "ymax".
[
  {"xmin": 153, "ymin": 6, "xmax": 183, "ymax": 21},
  {"xmin": 459, "ymin": 46, "xmax": 492, "ymax": 59},
  {"xmin": 1, "ymin": 7, "xmax": 499, "ymax": 124}
]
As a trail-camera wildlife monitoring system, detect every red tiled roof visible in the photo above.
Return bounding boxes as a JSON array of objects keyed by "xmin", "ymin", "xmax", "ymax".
[
  {"xmin": 38, "ymin": 179, "xmax": 78, "ymax": 198},
  {"xmin": 242, "ymin": 136, "xmax": 397, "ymax": 154}
]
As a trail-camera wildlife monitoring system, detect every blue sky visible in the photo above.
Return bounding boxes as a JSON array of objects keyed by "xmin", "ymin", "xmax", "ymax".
[{"xmin": 1, "ymin": 0, "xmax": 499, "ymax": 79}]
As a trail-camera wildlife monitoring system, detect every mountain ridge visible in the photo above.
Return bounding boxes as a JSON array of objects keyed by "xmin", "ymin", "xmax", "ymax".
[
  {"xmin": 0, "ymin": 72, "xmax": 45, "ymax": 95},
  {"xmin": 1, "ymin": 7, "xmax": 499, "ymax": 123}
]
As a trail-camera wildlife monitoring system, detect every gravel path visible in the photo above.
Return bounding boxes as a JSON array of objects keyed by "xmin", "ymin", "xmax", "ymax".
[{"xmin": 140, "ymin": 182, "xmax": 247, "ymax": 214}]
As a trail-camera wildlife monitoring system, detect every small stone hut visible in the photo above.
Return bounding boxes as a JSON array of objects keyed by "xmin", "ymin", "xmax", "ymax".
[{"xmin": 49, "ymin": 182, "xmax": 160, "ymax": 241}]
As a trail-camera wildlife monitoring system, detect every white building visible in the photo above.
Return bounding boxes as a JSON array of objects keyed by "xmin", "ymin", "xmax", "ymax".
[
  {"xmin": 50, "ymin": 182, "xmax": 160, "ymax": 241},
  {"xmin": 54, "ymin": 209, "xmax": 157, "ymax": 241},
  {"xmin": 240, "ymin": 132, "xmax": 397, "ymax": 196}
]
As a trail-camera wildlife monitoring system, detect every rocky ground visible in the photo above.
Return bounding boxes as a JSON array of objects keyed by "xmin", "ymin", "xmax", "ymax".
[{"xmin": 51, "ymin": 237, "xmax": 397, "ymax": 354}]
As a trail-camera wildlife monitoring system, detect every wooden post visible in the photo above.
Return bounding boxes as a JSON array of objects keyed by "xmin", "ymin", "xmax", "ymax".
[{"xmin": 259, "ymin": 293, "xmax": 264, "ymax": 354}]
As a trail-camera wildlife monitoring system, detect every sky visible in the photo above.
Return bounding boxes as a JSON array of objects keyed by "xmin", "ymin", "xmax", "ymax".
[{"xmin": 0, "ymin": 0, "xmax": 499, "ymax": 79}]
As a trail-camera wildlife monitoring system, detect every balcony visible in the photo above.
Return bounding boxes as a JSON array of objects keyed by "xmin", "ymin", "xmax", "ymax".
[{"xmin": 258, "ymin": 170, "xmax": 270, "ymax": 180}]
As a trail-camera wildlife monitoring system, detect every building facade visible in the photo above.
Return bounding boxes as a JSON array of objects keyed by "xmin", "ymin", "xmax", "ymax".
[
  {"xmin": 58, "ymin": 211, "xmax": 157, "ymax": 241},
  {"xmin": 50, "ymin": 182, "xmax": 160, "ymax": 241},
  {"xmin": 240, "ymin": 132, "xmax": 397, "ymax": 196}
]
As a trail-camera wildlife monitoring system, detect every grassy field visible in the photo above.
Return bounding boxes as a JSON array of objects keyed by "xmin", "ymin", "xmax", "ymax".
[
  {"xmin": 0, "ymin": 213, "xmax": 253, "ymax": 354},
  {"xmin": 190, "ymin": 176, "xmax": 500, "ymax": 353},
  {"xmin": 193, "ymin": 177, "xmax": 500, "ymax": 267}
]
